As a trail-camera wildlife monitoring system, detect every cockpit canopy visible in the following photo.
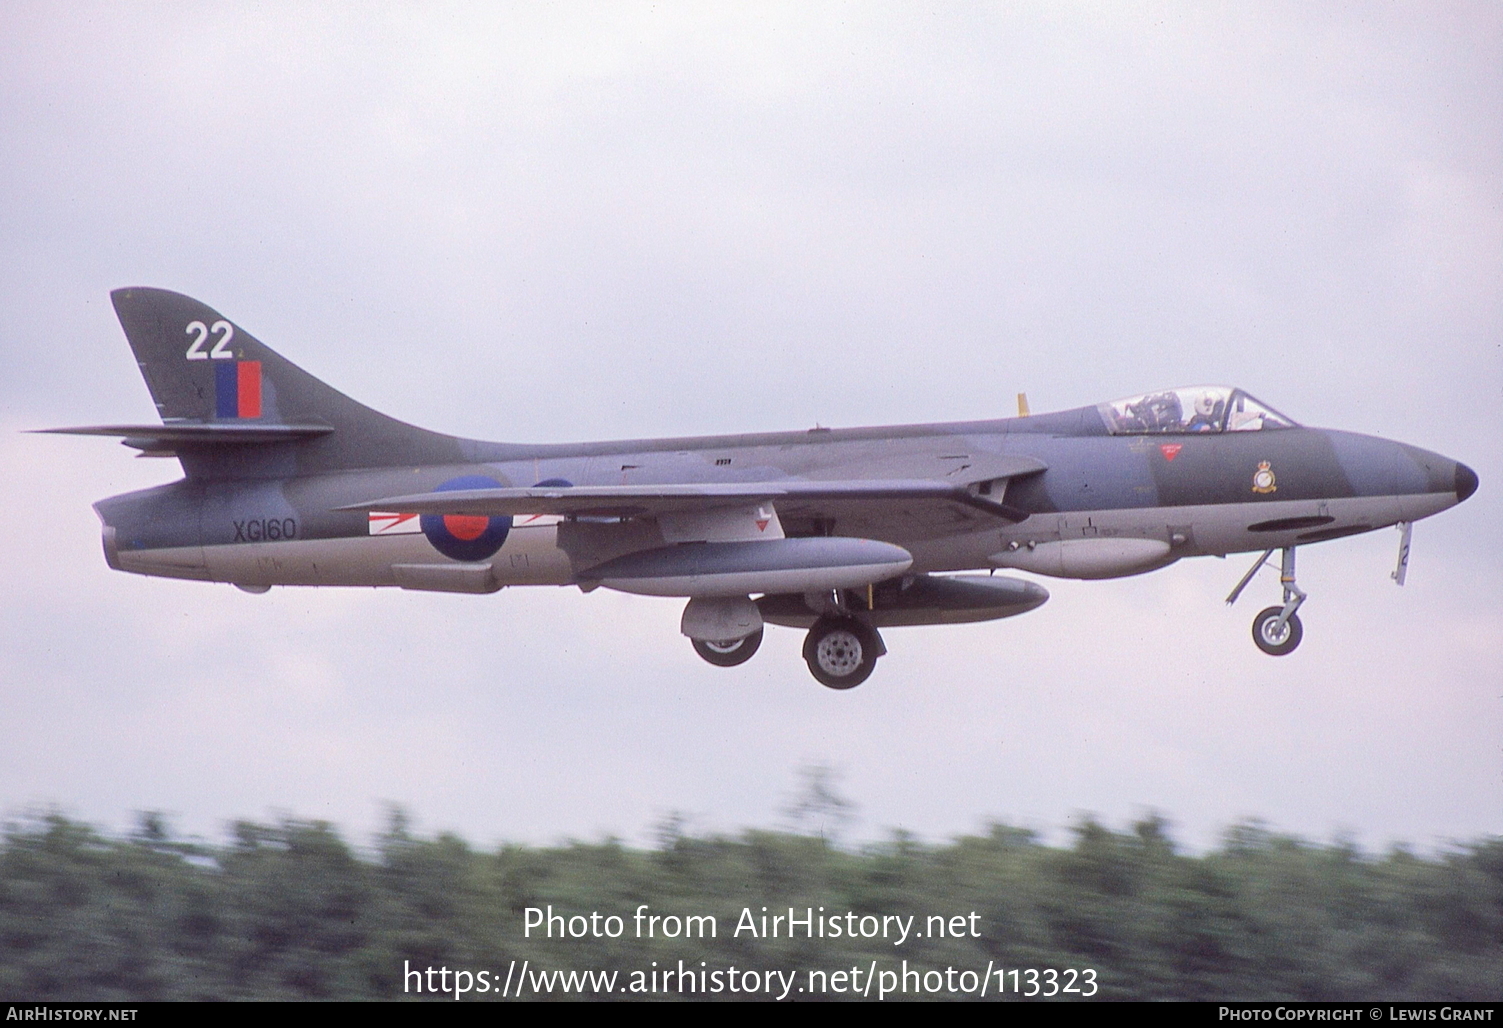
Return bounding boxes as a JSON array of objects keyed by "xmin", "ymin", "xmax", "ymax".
[{"xmin": 1097, "ymin": 386, "xmax": 1298, "ymax": 435}]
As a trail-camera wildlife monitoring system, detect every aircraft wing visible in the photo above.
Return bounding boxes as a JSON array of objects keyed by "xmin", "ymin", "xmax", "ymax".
[{"xmin": 339, "ymin": 460, "xmax": 1045, "ymax": 525}]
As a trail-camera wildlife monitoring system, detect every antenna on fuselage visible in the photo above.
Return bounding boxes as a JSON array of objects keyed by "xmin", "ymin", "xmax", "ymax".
[{"xmin": 1017, "ymin": 393, "xmax": 1030, "ymax": 417}]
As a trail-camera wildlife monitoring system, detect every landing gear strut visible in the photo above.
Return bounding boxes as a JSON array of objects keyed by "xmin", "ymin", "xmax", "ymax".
[
  {"xmin": 802, "ymin": 616, "xmax": 884, "ymax": 689},
  {"xmin": 1227, "ymin": 546, "xmax": 1306, "ymax": 657}
]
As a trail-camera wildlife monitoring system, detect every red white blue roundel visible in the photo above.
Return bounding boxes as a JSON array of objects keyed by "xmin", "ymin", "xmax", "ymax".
[{"xmin": 421, "ymin": 475, "xmax": 512, "ymax": 561}]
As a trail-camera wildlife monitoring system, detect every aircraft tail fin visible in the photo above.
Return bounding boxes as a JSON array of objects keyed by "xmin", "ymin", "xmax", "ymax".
[{"xmin": 108, "ymin": 287, "xmax": 470, "ymax": 474}]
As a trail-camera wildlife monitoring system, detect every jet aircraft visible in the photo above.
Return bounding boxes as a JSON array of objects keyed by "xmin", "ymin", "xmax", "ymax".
[{"xmin": 45, "ymin": 289, "xmax": 1478, "ymax": 688}]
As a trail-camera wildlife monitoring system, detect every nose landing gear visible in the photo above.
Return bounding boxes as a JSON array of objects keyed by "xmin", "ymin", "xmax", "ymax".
[
  {"xmin": 1251, "ymin": 604, "xmax": 1303, "ymax": 656},
  {"xmin": 1228, "ymin": 546, "xmax": 1307, "ymax": 656}
]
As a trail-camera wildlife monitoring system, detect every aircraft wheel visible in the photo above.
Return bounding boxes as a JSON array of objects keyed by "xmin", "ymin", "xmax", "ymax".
[
  {"xmin": 803, "ymin": 618, "xmax": 880, "ymax": 689},
  {"xmin": 1252, "ymin": 607, "xmax": 1303, "ymax": 656},
  {"xmin": 692, "ymin": 628, "xmax": 763, "ymax": 668}
]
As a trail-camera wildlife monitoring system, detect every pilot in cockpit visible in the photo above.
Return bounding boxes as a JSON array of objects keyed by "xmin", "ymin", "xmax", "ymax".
[{"xmin": 1186, "ymin": 392, "xmax": 1225, "ymax": 432}]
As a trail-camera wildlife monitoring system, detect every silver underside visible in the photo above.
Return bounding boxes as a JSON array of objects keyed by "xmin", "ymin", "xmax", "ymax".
[{"xmin": 112, "ymin": 491, "xmax": 1448, "ymax": 591}]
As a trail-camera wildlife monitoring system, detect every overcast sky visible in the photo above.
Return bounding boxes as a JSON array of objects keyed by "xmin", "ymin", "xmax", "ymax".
[{"xmin": 1, "ymin": 2, "xmax": 1498, "ymax": 856}]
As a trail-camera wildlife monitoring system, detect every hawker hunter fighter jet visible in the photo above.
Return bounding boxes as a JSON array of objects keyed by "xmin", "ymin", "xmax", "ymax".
[{"xmin": 45, "ymin": 289, "xmax": 1478, "ymax": 688}]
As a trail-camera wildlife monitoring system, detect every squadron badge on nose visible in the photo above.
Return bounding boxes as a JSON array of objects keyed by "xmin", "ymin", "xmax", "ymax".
[{"xmin": 1252, "ymin": 461, "xmax": 1277, "ymax": 494}]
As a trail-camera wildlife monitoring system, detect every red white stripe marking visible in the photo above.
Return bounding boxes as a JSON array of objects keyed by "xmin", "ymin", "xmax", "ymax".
[{"xmin": 368, "ymin": 512, "xmax": 421, "ymax": 535}]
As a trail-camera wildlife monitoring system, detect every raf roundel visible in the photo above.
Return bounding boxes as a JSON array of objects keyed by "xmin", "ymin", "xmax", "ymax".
[{"xmin": 420, "ymin": 475, "xmax": 512, "ymax": 561}]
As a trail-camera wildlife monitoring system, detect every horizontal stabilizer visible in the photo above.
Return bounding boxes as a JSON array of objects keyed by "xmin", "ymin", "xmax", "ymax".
[
  {"xmin": 338, "ymin": 477, "xmax": 1035, "ymax": 522},
  {"xmin": 36, "ymin": 423, "xmax": 335, "ymax": 450}
]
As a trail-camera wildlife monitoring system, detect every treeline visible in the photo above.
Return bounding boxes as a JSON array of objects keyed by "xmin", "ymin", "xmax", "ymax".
[{"xmin": 0, "ymin": 811, "xmax": 1498, "ymax": 1001}]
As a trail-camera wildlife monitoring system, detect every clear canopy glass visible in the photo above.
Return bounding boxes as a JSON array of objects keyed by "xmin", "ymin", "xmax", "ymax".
[{"xmin": 1096, "ymin": 386, "xmax": 1298, "ymax": 435}]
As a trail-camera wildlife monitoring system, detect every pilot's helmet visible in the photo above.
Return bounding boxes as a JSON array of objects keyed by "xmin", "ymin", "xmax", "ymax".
[{"xmin": 1195, "ymin": 394, "xmax": 1217, "ymax": 416}]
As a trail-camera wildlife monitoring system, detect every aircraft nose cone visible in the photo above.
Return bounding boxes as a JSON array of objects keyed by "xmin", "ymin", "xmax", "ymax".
[{"xmin": 1455, "ymin": 462, "xmax": 1479, "ymax": 503}]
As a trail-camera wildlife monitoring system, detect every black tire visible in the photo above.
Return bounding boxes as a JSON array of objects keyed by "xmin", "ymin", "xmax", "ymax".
[
  {"xmin": 692, "ymin": 628, "xmax": 763, "ymax": 667},
  {"xmin": 802, "ymin": 617, "xmax": 880, "ymax": 689},
  {"xmin": 1252, "ymin": 606, "xmax": 1303, "ymax": 656}
]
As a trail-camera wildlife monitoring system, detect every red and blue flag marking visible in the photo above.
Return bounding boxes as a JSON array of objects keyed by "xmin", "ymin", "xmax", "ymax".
[{"xmin": 215, "ymin": 361, "xmax": 262, "ymax": 418}]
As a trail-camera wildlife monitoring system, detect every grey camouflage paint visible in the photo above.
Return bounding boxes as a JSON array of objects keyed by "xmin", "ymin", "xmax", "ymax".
[{"xmin": 60, "ymin": 290, "xmax": 1475, "ymax": 650}]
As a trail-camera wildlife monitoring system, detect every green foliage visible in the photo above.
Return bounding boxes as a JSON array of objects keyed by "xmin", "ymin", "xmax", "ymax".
[{"xmin": 0, "ymin": 810, "xmax": 1496, "ymax": 1001}]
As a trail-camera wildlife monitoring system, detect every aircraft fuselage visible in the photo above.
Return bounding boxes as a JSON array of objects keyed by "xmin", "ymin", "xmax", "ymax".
[{"xmin": 97, "ymin": 412, "xmax": 1471, "ymax": 591}]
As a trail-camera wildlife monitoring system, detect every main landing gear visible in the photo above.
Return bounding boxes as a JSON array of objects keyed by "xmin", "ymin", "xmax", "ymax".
[
  {"xmin": 1227, "ymin": 546, "xmax": 1307, "ymax": 656},
  {"xmin": 691, "ymin": 629, "xmax": 763, "ymax": 667},
  {"xmin": 802, "ymin": 616, "xmax": 885, "ymax": 689},
  {"xmin": 683, "ymin": 596, "xmax": 765, "ymax": 668},
  {"xmin": 684, "ymin": 591, "xmax": 887, "ymax": 688},
  {"xmin": 687, "ymin": 613, "xmax": 886, "ymax": 688}
]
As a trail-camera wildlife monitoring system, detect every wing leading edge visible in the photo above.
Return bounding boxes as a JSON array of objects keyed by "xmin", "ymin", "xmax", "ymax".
[{"xmin": 337, "ymin": 467, "xmax": 1044, "ymax": 524}]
